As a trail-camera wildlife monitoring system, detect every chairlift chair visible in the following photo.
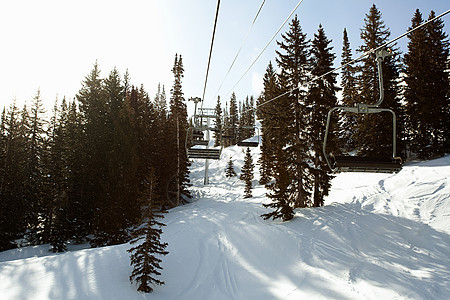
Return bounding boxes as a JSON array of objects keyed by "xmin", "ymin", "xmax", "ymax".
[
  {"xmin": 236, "ymin": 126, "xmax": 260, "ymax": 147},
  {"xmin": 221, "ymin": 125, "xmax": 260, "ymax": 147},
  {"xmin": 186, "ymin": 99, "xmax": 222, "ymax": 160},
  {"xmin": 323, "ymin": 48, "xmax": 402, "ymax": 174}
]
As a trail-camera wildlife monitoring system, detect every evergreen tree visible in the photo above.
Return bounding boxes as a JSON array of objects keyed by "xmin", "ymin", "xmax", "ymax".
[
  {"xmin": 64, "ymin": 99, "xmax": 87, "ymax": 243},
  {"xmin": 340, "ymin": 28, "xmax": 359, "ymax": 151},
  {"xmin": 274, "ymin": 14, "xmax": 311, "ymax": 209},
  {"xmin": 167, "ymin": 54, "xmax": 191, "ymax": 207},
  {"xmin": 307, "ymin": 25, "xmax": 338, "ymax": 207},
  {"xmin": 0, "ymin": 102, "xmax": 29, "ymax": 250},
  {"xmin": 213, "ymin": 96, "xmax": 223, "ymax": 147},
  {"xmin": 426, "ymin": 11, "xmax": 449, "ymax": 155},
  {"xmin": 23, "ymin": 90, "xmax": 48, "ymax": 243},
  {"xmin": 225, "ymin": 157, "xmax": 237, "ymax": 177},
  {"xmin": 240, "ymin": 148, "xmax": 254, "ymax": 198},
  {"xmin": 404, "ymin": 9, "xmax": 449, "ymax": 158},
  {"xmin": 238, "ymin": 96, "xmax": 255, "ymax": 141},
  {"xmin": 257, "ymin": 61, "xmax": 280, "ymax": 185},
  {"xmin": 356, "ymin": 4, "xmax": 403, "ymax": 158},
  {"xmin": 76, "ymin": 61, "xmax": 106, "ymax": 243},
  {"xmin": 46, "ymin": 98, "xmax": 70, "ymax": 252},
  {"xmin": 225, "ymin": 92, "xmax": 239, "ymax": 146},
  {"xmin": 129, "ymin": 169, "xmax": 168, "ymax": 293}
]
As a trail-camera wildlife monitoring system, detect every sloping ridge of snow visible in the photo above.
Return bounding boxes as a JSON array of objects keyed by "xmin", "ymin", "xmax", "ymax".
[{"xmin": 1, "ymin": 144, "xmax": 449, "ymax": 299}]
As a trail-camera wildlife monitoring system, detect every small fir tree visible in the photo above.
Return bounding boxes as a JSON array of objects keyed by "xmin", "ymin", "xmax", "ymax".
[
  {"xmin": 240, "ymin": 148, "xmax": 254, "ymax": 198},
  {"xmin": 225, "ymin": 157, "xmax": 237, "ymax": 177},
  {"xmin": 214, "ymin": 96, "xmax": 223, "ymax": 147},
  {"xmin": 129, "ymin": 170, "xmax": 168, "ymax": 293}
]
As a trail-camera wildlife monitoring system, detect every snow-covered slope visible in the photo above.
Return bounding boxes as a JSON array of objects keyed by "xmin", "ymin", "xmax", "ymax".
[{"xmin": 1, "ymin": 143, "xmax": 449, "ymax": 300}]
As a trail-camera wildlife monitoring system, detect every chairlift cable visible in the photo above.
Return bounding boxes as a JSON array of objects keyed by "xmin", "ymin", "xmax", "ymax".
[
  {"xmin": 201, "ymin": 0, "xmax": 221, "ymax": 110},
  {"xmin": 222, "ymin": 0, "xmax": 306, "ymax": 101},
  {"xmin": 212, "ymin": 0, "xmax": 267, "ymax": 103}
]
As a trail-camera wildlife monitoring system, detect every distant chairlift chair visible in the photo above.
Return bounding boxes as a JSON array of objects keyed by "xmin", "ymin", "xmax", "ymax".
[
  {"xmin": 186, "ymin": 105, "xmax": 222, "ymax": 160},
  {"xmin": 323, "ymin": 48, "xmax": 402, "ymax": 173},
  {"xmin": 236, "ymin": 126, "xmax": 260, "ymax": 147}
]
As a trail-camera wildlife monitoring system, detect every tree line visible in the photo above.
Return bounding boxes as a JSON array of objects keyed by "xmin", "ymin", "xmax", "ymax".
[
  {"xmin": 256, "ymin": 5, "xmax": 449, "ymax": 221},
  {"xmin": 0, "ymin": 55, "xmax": 190, "ymax": 254}
]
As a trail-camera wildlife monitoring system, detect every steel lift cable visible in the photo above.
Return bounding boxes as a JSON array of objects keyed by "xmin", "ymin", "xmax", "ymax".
[
  {"xmin": 222, "ymin": 0, "xmax": 306, "ymax": 101},
  {"xmin": 201, "ymin": 0, "xmax": 221, "ymax": 110},
  {"xmin": 212, "ymin": 0, "xmax": 267, "ymax": 103}
]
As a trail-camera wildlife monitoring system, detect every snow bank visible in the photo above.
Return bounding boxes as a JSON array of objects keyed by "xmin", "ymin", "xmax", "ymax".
[{"xmin": 0, "ymin": 144, "xmax": 449, "ymax": 299}]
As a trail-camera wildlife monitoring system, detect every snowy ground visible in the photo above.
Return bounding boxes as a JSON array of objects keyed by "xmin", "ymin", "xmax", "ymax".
[{"xmin": 1, "ymin": 140, "xmax": 449, "ymax": 299}]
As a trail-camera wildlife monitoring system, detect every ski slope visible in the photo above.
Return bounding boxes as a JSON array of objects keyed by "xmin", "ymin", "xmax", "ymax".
[{"xmin": 1, "ymin": 142, "xmax": 449, "ymax": 299}]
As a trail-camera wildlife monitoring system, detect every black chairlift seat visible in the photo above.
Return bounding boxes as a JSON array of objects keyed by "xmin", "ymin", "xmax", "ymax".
[
  {"xmin": 331, "ymin": 155, "xmax": 402, "ymax": 173},
  {"xmin": 236, "ymin": 141, "xmax": 259, "ymax": 147},
  {"xmin": 187, "ymin": 148, "xmax": 221, "ymax": 160},
  {"xmin": 192, "ymin": 131, "xmax": 204, "ymax": 139},
  {"xmin": 191, "ymin": 139, "xmax": 209, "ymax": 146}
]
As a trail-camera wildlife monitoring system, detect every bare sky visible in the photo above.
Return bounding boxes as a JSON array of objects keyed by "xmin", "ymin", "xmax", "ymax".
[{"xmin": 0, "ymin": 0, "xmax": 448, "ymax": 117}]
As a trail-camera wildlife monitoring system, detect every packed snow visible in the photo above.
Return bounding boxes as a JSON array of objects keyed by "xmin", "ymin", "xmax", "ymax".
[{"xmin": 1, "ymin": 140, "xmax": 449, "ymax": 299}]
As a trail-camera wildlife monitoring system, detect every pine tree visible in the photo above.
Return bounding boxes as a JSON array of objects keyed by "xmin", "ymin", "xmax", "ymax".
[
  {"xmin": 46, "ymin": 98, "xmax": 70, "ymax": 252},
  {"xmin": 340, "ymin": 28, "xmax": 359, "ymax": 151},
  {"xmin": 240, "ymin": 148, "xmax": 254, "ymax": 198},
  {"xmin": 0, "ymin": 102, "xmax": 29, "ymax": 250},
  {"xmin": 225, "ymin": 157, "xmax": 237, "ymax": 177},
  {"xmin": 307, "ymin": 25, "xmax": 338, "ymax": 207},
  {"xmin": 404, "ymin": 10, "xmax": 449, "ymax": 158},
  {"xmin": 226, "ymin": 92, "xmax": 239, "ymax": 146},
  {"xmin": 77, "ymin": 61, "xmax": 107, "ymax": 244},
  {"xmin": 426, "ymin": 11, "xmax": 449, "ymax": 156},
  {"xmin": 24, "ymin": 90, "xmax": 47, "ymax": 244},
  {"xmin": 129, "ymin": 169, "xmax": 168, "ymax": 293},
  {"xmin": 356, "ymin": 4, "xmax": 403, "ymax": 158},
  {"xmin": 274, "ymin": 14, "xmax": 311, "ymax": 209},
  {"xmin": 213, "ymin": 96, "xmax": 223, "ymax": 147},
  {"xmin": 64, "ymin": 99, "xmax": 88, "ymax": 243},
  {"xmin": 257, "ymin": 61, "xmax": 280, "ymax": 185},
  {"xmin": 167, "ymin": 54, "xmax": 191, "ymax": 207}
]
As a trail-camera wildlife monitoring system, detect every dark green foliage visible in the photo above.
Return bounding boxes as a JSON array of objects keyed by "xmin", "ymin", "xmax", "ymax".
[
  {"xmin": 275, "ymin": 15, "xmax": 311, "ymax": 209},
  {"xmin": 260, "ymin": 15, "xmax": 311, "ymax": 220},
  {"xmin": 128, "ymin": 170, "xmax": 168, "ymax": 293},
  {"xmin": 240, "ymin": 148, "xmax": 254, "ymax": 198},
  {"xmin": 23, "ymin": 91, "xmax": 48, "ymax": 244},
  {"xmin": 340, "ymin": 28, "xmax": 359, "ymax": 151},
  {"xmin": 223, "ymin": 92, "xmax": 239, "ymax": 147},
  {"xmin": 0, "ymin": 102, "xmax": 29, "ymax": 250},
  {"xmin": 214, "ymin": 96, "xmax": 223, "ymax": 147},
  {"xmin": 225, "ymin": 157, "xmax": 237, "ymax": 177},
  {"xmin": 238, "ymin": 96, "xmax": 255, "ymax": 142},
  {"xmin": 0, "ymin": 58, "xmax": 188, "ymax": 252},
  {"xmin": 307, "ymin": 25, "xmax": 338, "ymax": 207},
  {"xmin": 257, "ymin": 62, "xmax": 280, "ymax": 185},
  {"xmin": 167, "ymin": 54, "xmax": 191, "ymax": 207},
  {"xmin": 261, "ymin": 146, "xmax": 293, "ymax": 221},
  {"xmin": 404, "ymin": 9, "xmax": 449, "ymax": 158}
]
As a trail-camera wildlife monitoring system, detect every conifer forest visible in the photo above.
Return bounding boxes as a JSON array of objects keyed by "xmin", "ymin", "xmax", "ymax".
[{"xmin": 0, "ymin": 4, "xmax": 448, "ymax": 295}]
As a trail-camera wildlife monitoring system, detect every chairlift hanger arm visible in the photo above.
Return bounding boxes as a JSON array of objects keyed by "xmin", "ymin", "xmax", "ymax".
[{"xmin": 359, "ymin": 48, "xmax": 393, "ymax": 110}]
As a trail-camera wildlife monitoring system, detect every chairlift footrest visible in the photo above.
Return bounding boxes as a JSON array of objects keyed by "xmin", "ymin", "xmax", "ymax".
[
  {"xmin": 187, "ymin": 148, "xmax": 221, "ymax": 160},
  {"xmin": 237, "ymin": 141, "xmax": 258, "ymax": 147},
  {"xmin": 332, "ymin": 156, "xmax": 402, "ymax": 173}
]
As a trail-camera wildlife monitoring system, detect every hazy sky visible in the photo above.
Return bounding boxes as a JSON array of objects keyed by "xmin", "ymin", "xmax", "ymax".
[{"xmin": 0, "ymin": 0, "xmax": 448, "ymax": 116}]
